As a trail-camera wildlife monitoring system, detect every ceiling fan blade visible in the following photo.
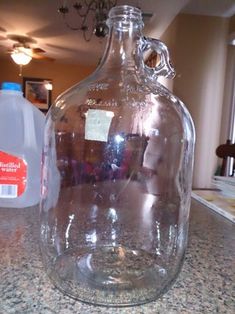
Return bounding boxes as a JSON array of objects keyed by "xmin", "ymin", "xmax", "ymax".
[
  {"xmin": 32, "ymin": 47, "xmax": 45, "ymax": 53},
  {"xmin": 6, "ymin": 48, "xmax": 14, "ymax": 53},
  {"xmin": 7, "ymin": 34, "xmax": 37, "ymax": 44},
  {"xmin": 0, "ymin": 26, "xmax": 6, "ymax": 33},
  {"xmin": 31, "ymin": 52, "xmax": 55, "ymax": 61}
]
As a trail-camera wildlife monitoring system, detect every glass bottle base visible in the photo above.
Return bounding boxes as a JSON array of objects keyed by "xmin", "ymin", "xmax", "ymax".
[{"xmin": 47, "ymin": 245, "xmax": 177, "ymax": 306}]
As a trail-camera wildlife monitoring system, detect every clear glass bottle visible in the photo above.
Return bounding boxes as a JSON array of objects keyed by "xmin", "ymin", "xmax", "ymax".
[{"xmin": 40, "ymin": 5, "xmax": 195, "ymax": 306}]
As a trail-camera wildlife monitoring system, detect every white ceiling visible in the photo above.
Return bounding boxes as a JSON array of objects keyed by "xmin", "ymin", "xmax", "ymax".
[
  {"xmin": 0, "ymin": 0, "xmax": 234, "ymax": 66},
  {"xmin": 182, "ymin": 0, "xmax": 235, "ymax": 17}
]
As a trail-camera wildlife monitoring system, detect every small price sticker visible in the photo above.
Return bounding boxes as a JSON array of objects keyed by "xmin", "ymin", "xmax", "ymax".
[{"xmin": 85, "ymin": 109, "xmax": 114, "ymax": 142}]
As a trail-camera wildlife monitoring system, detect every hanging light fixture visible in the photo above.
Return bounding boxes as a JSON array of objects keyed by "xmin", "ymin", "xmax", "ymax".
[
  {"xmin": 10, "ymin": 48, "xmax": 32, "ymax": 76},
  {"xmin": 58, "ymin": 0, "xmax": 117, "ymax": 42},
  {"xmin": 10, "ymin": 49, "xmax": 32, "ymax": 65}
]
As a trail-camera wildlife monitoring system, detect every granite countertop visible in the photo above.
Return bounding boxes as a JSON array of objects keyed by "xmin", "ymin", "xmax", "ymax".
[{"xmin": 0, "ymin": 199, "xmax": 234, "ymax": 314}]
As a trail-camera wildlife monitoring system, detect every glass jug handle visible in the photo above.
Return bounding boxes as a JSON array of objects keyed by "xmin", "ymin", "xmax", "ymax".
[{"xmin": 141, "ymin": 37, "xmax": 176, "ymax": 80}]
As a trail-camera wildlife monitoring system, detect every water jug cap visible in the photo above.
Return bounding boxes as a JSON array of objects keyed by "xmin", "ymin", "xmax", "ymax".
[{"xmin": 1, "ymin": 82, "xmax": 22, "ymax": 91}]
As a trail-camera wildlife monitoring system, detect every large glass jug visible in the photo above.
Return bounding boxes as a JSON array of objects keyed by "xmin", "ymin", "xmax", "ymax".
[{"xmin": 40, "ymin": 5, "xmax": 195, "ymax": 306}]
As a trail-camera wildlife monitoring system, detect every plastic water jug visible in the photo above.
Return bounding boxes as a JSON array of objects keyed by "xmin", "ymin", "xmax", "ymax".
[{"xmin": 0, "ymin": 82, "xmax": 45, "ymax": 208}]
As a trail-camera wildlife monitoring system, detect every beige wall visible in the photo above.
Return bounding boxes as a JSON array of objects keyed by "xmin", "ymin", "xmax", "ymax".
[
  {"xmin": 0, "ymin": 58, "xmax": 95, "ymax": 103},
  {"xmin": 162, "ymin": 14, "xmax": 229, "ymax": 188},
  {"xmin": 221, "ymin": 17, "xmax": 235, "ymax": 144},
  {"xmin": 221, "ymin": 46, "xmax": 235, "ymax": 144}
]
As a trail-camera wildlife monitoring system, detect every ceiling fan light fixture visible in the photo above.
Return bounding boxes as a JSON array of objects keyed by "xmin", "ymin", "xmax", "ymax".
[{"xmin": 11, "ymin": 51, "xmax": 32, "ymax": 65}]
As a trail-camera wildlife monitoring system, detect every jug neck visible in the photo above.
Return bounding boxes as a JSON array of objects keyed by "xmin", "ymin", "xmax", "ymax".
[{"xmin": 98, "ymin": 6, "xmax": 143, "ymax": 70}]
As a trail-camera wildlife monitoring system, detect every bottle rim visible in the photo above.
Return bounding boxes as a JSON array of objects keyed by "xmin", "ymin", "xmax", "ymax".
[{"xmin": 107, "ymin": 5, "xmax": 143, "ymax": 26}]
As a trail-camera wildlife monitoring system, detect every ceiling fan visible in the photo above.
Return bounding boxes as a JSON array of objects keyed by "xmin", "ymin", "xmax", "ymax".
[
  {"xmin": 0, "ymin": 34, "xmax": 54, "ymax": 76},
  {"xmin": 3, "ymin": 34, "xmax": 54, "ymax": 63}
]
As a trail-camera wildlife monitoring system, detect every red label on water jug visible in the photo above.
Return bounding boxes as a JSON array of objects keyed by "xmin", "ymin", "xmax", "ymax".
[{"xmin": 0, "ymin": 151, "xmax": 27, "ymax": 198}]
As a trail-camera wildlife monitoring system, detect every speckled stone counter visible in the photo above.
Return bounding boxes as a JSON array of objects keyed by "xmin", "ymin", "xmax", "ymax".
[{"xmin": 0, "ymin": 199, "xmax": 234, "ymax": 314}]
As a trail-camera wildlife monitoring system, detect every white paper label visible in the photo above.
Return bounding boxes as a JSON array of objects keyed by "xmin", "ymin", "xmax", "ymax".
[{"xmin": 85, "ymin": 109, "xmax": 114, "ymax": 142}]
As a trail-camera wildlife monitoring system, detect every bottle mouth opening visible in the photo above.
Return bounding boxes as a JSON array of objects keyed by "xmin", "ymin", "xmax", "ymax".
[{"xmin": 107, "ymin": 5, "xmax": 143, "ymax": 26}]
